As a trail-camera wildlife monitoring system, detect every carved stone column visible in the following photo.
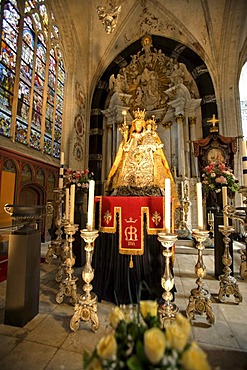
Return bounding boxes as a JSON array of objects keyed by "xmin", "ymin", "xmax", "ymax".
[
  {"xmin": 176, "ymin": 114, "xmax": 186, "ymax": 178},
  {"xmin": 106, "ymin": 125, "xmax": 113, "ymax": 177},
  {"xmin": 189, "ymin": 116, "xmax": 199, "ymax": 178}
]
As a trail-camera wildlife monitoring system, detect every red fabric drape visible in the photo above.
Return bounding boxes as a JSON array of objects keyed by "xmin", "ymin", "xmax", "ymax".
[{"xmin": 97, "ymin": 196, "xmax": 166, "ymax": 255}]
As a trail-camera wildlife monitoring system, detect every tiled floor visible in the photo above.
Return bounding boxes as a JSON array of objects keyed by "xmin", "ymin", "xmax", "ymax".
[{"xmin": 0, "ymin": 241, "xmax": 247, "ymax": 370}]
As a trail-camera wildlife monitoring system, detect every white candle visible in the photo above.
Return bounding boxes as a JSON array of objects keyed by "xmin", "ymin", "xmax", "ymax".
[
  {"xmin": 242, "ymin": 140, "xmax": 247, "ymax": 186},
  {"xmin": 58, "ymin": 167, "xmax": 63, "ymax": 189},
  {"xmin": 60, "ymin": 151, "xmax": 64, "ymax": 165},
  {"xmin": 207, "ymin": 211, "xmax": 214, "ymax": 222},
  {"xmin": 69, "ymin": 184, "xmax": 75, "ymax": 224},
  {"xmin": 165, "ymin": 178, "xmax": 171, "ymax": 233},
  {"xmin": 222, "ymin": 186, "xmax": 228, "ymax": 227},
  {"xmin": 242, "ymin": 140, "xmax": 247, "ymax": 156},
  {"xmin": 58, "ymin": 152, "xmax": 64, "ymax": 189},
  {"xmin": 181, "ymin": 181, "xmax": 184, "ymax": 199},
  {"xmin": 65, "ymin": 187, "xmax": 70, "ymax": 220},
  {"xmin": 196, "ymin": 182, "xmax": 203, "ymax": 230},
  {"xmin": 87, "ymin": 180, "xmax": 95, "ymax": 231}
]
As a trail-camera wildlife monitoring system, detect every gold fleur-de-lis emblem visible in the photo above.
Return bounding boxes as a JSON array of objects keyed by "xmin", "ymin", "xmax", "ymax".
[
  {"xmin": 103, "ymin": 210, "xmax": 112, "ymax": 224},
  {"xmin": 152, "ymin": 211, "xmax": 161, "ymax": 226}
]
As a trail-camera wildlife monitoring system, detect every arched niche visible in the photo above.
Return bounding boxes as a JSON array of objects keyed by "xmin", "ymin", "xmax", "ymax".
[
  {"xmin": 89, "ymin": 35, "xmax": 217, "ymax": 194},
  {"xmin": 20, "ymin": 163, "xmax": 34, "ymax": 184}
]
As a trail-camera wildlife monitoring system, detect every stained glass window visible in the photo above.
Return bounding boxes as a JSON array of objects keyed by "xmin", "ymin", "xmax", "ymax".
[
  {"xmin": 0, "ymin": 0, "xmax": 65, "ymax": 158},
  {"xmin": 0, "ymin": 0, "xmax": 19, "ymax": 136}
]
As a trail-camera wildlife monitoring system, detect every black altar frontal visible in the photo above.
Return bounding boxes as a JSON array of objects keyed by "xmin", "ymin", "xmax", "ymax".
[
  {"xmin": 92, "ymin": 197, "xmax": 174, "ymax": 305},
  {"xmin": 92, "ymin": 228, "xmax": 167, "ymax": 305}
]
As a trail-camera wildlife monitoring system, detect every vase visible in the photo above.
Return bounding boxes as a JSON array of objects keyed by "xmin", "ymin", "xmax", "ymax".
[
  {"xmin": 75, "ymin": 189, "xmax": 85, "ymax": 206},
  {"xmin": 209, "ymin": 191, "xmax": 222, "ymax": 211},
  {"xmin": 227, "ymin": 189, "xmax": 235, "ymax": 200}
]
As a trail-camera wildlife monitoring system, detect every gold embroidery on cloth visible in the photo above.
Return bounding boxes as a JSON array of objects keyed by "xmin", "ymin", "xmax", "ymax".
[
  {"xmin": 103, "ymin": 210, "xmax": 112, "ymax": 225},
  {"xmin": 152, "ymin": 211, "xmax": 161, "ymax": 226}
]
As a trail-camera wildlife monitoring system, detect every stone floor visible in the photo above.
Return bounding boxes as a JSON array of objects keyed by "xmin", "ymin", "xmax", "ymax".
[{"xmin": 0, "ymin": 241, "xmax": 247, "ymax": 370}]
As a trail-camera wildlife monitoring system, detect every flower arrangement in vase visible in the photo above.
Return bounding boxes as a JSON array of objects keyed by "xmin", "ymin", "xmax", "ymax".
[
  {"xmin": 64, "ymin": 168, "xmax": 94, "ymax": 191},
  {"xmin": 83, "ymin": 300, "xmax": 211, "ymax": 370},
  {"xmin": 201, "ymin": 161, "xmax": 239, "ymax": 197}
]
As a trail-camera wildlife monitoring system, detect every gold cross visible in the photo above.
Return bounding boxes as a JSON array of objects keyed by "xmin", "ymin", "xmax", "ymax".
[{"xmin": 207, "ymin": 114, "xmax": 219, "ymax": 127}]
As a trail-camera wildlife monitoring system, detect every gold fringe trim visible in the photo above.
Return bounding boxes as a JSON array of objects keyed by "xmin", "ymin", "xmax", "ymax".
[{"xmin": 129, "ymin": 255, "xmax": 133, "ymax": 268}]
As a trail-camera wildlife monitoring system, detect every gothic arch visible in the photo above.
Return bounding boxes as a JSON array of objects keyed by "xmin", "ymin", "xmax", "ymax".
[{"xmin": 89, "ymin": 35, "xmax": 217, "ymax": 194}]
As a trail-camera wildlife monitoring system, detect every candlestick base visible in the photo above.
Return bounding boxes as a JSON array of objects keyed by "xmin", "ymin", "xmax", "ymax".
[
  {"xmin": 186, "ymin": 229, "xmax": 215, "ymax": 325},
  {"xmin": 70, "ymin": 229, "xmax": 99, "ymax": 332},
  {"xmin": 218, "ymin": 225, "xmax": 243, "ymax": 304}
]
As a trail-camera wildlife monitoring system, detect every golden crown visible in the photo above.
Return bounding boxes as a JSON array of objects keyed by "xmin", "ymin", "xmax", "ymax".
[
  {"xmin": 146, "ymin": 115, "xmax": 157, "ymax": 130},
  {"xmin": 134, "ymin": 108, "xmax": 146, "ymax": 120}
]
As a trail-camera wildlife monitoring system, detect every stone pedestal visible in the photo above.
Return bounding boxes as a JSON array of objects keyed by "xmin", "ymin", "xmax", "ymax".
[{"xmin": 4, "ymin": 227, "xmax": 41, "ymax": 327}]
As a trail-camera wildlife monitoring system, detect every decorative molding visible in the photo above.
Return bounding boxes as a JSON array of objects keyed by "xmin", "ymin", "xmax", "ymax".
[
  {"xmin": 192, "ymin": 65, "xmax": 208, "ymax": 79},
  {"xmin": 90, "ymin": 128, "xmax": 103, "ymax": 136},
  {"xmin": 74, "ymin": 113, "xmax": 85, "ymax": 139},
  {"xmin": 89, "ymin": 154, "xmax": 103, "ymax": 161},
  {"xmin": 114, "ymin": 55, "xmax": 128, "ymax": 68},
  {"xmin": 91, "ymin": 108, "xmax": 102, "ymax": 116},
  {"xmin": 107, "ymin": 34, "xmax": 197, "ymax": 120},
  {"xmin": 97, "ymin": 80, "xmax": 109, "ymax": 90},
  {"xmin": 171, "ymin": 44, "xmax": 186, "ymax": 59},
  {"xmin": 73, "ymin": 141, "xmax": 84, "ymax": 162},
  {"xmin": 202, "ymin": 95, "xmax": 216, "ymax": 104}
]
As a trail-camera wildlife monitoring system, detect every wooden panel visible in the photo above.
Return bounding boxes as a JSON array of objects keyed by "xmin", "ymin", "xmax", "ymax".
[{"xmin": 0, "ymin": 171, "xmax": 15, "ymax": 227}]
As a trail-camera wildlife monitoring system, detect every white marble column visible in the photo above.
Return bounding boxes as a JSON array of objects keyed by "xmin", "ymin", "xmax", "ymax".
[
  {"xmin": 189, "ymin": 117, "xmax": 199, "ymax": 178},
  {"xmin": 176, "ymin": 114, "xmax": 186, "ymax": 178}
]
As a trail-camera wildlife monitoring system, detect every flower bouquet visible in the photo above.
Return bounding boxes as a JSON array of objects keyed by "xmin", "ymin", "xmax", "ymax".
[
  {"xmin": 201, "ymin": 161, "xmax": 239, "ymax": 196},
  {"xmin": 64, "ymin": 168, "xmax": 94, "ymax": 191},
  {"xmin": 83, "ymin": 301, "xmax": 211, "ymax": 370}
]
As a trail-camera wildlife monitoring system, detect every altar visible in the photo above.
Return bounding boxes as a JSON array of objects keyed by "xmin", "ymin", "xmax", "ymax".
[{"xmin": 92, "ymin": 195, "xmax": 175, "ymax": 305}]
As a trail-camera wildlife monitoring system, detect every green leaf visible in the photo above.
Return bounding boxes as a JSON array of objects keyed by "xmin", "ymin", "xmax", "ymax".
[
  {"xmin": 128, "ymin": 322, "xmax": 140, "ymax": 339},
  {"xmin": 127, "ymin": 355, "xmax": 144, "ymax": 370},
  {"xmin": 82, "ymin": 350, "xmax": 91, "ymax": 368},
  {"xmin": 135, "ymin": 340, "xmax": 146, "ymax": 362}
]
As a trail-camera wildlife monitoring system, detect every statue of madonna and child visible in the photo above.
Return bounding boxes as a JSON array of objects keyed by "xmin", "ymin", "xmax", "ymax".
[
  {"xmin": 96, "ymin": 109, "xmax": 179, "ymax": 304},
  {"xmin": 105, "ymin": 108, "xmax": 180, "ymax": 209}
]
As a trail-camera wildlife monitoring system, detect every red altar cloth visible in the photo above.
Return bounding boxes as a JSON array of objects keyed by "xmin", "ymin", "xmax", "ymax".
[{"xmin": 97, "ymin": 196, "xmax": 165, "ymax": 256}]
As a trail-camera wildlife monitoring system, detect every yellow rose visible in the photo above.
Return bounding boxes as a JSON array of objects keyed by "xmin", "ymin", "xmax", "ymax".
[
  {"xmin": 144, "ymin": 327, "xmax": 166, "ymax": 364},
  {"xmin": 109, "ymin": 306, "xmax": 125, "ymax": 329},
  {"xmin": 181, "ymin": 341, "xmax": 211, "ymax": 370},
  {"xmin": 96, "ymin": 334, "xmax": 117, "ymax": 360},
  {"xmin": 175, "ymin": 313, "xmax": 191, "ymax": 338},
  {"xmin": 85, "ymin": 357, "xmax": 103, "ymax": 370},
  {"xmin": 140, "ymin": 300, "xmax": 158, "ymax": 318},
  {"xmin": 165, "ymin": 323, "xmax": 188, "ymax": 352}
]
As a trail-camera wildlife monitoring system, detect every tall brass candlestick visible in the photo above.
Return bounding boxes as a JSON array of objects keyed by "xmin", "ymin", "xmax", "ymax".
[
  {"xmin": 158, "ymin": 232, "xmax": 179, "ymax": 327},
  {"xmin": 238, "ymin": 186, "xmax": 247, "ymax": 279},
  {"xmin": 56, "ymin": 223, "xmax": 79, "ymax": 305},
  {"xmin": 186, "ymin": 229, "xmax": 215, "ymax": 325},
  {"xmin": 70, "ymin": 229, "xmax": 99, "ymax": 332},
  {"xmin": 223, "ymin": 188, "xmax": 247, "ymax": 280},
  {"xmin": 218, "ymin": 225, "xmax": 242, "ymax": 303},
  {"xmin": 45, "ymin": 188, "xmax": 65, "ymax": 266}
]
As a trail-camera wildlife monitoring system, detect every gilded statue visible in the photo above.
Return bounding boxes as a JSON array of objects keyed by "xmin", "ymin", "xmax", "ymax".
[{"xmin": 105, "ymin": 109, "xmax": 180, "ymax": 208}]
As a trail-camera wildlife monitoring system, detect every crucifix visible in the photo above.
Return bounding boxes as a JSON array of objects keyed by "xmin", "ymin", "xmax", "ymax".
[{"xmin": 207, "ymin": 114, "xmax": 219, "ymax": 133}]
